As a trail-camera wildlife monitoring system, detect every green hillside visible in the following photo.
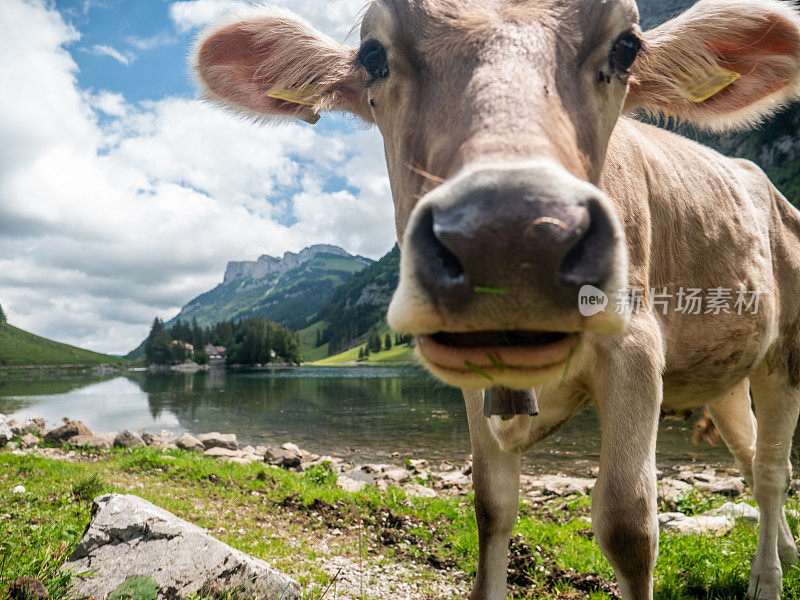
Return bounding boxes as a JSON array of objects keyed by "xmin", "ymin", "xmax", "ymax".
[
  {"xmin": 309, "ymin": 245, "xmax": 400, "ymax": 355},
  {"xmin": 169, "ymin": 252, "xmax": 370, "ymax": 332},
  {"xmin": 0, "ymin": 323, "xmax": 126, "ymax": 368},
  {"xmin": 312, "ymin": 343, "xmax": 415, "ymax": 365}
]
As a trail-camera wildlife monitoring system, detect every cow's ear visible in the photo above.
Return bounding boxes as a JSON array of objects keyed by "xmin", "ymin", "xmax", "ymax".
[
  {"xmin": 194, "ymin": 8, "xmax": 370, "ymax": 124},
  {"xmin": 625, "ymin": 0, "xmax": 800, "ymax": 131}
]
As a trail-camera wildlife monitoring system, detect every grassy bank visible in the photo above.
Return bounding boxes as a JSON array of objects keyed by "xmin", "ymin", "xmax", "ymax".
[
  {"xmin": 311, "ymin": 344, "xmax": 415, "ymax": 366},
  {"xmin": 1, "ymin": 445, "xmax": 799, "ymax": 600},
  {"xmin": 0, "ymin": 324, "xmax": 126, "ymax": 369}
]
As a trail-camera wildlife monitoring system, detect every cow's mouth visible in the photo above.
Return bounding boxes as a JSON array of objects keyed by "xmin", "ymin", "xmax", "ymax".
[{"xmin": 417, "ymin": 330, "xmax": 577, "ymax": 375}]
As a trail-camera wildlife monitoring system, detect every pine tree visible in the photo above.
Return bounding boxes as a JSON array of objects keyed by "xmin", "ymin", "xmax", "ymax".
[
  {"xmin": 0, "ymin": 303, "xmax": 5, "ymax": 324},
  {"xmin": 364, "ymin": 344, "xmax": 371, "ymax": 357},
  {"xmin": 384, "ymin": 333, "xmax": 392, "ymax": 351},
  {"xmin": 358, "ymin": 347, "xmax": 365, "ymax": 360}
]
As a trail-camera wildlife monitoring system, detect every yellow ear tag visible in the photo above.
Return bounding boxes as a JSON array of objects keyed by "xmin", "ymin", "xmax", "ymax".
[
  {"xmin": 680, "ymin": 68, "xmax": 740, "ymax": 103},
  {"xmin": 267, "ymin": 88, "xmax": 322, "ymax": 124}
]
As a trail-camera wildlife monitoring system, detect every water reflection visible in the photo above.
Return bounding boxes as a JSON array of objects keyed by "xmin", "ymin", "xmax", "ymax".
[{"xmin": 1, "ymin": 368, "xmax": 788, "ymax": 473}]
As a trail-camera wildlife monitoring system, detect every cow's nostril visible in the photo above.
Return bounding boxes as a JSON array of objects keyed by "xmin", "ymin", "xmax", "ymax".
[
  {"xmin": 558, "ymin": 199, "xmax": 616, "ymax": 289},
  {"xmin": 411, "ymin": 207, "xmax": 470, "ymax": 306}
]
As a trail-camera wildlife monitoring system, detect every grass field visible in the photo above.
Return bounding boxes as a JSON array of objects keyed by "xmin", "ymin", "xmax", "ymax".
[
  {"xmin": 1, "ymin": 443, "xmax": 799, "ymax": 600},
  {"xmin": 0, "ymin": 324, "xmax": 127, "ymax": 368},
  {"xmin": 311, "ymin": 343, "xmax": 415, "ymax": 365}
]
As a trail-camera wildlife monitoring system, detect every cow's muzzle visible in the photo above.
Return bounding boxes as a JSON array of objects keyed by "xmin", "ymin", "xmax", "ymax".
[{"xmin": 389, "ymin": 161, "xmax": 629, "ymax": 389}]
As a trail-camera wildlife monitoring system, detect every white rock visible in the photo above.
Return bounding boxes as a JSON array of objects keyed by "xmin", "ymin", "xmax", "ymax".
[
  {"xmin": 403, "ymin": 483, "xmax": 438, "ymax": 499},
  {"xmin": 705, "ymin": 502, "xmax": 760, "ymax": 524},
  {"xmin": 63, "ymin": 494, "xmax": 299, "ymax": 599},
  {"xmin": 659, "ymin": 512, "xmax": 734, "ymax": 535},
  {"xmin": 337, "ymin": 475, "xmax": 367, "ymax": 493}
]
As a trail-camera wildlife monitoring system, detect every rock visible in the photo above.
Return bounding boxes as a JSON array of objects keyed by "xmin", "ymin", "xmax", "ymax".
[
  {"xmin": 1, "ymin": 422, "xmax": 14, "ymax": 447},
  {"xmin": 382, "ymin": 468, "xmax": 410, "ymax": 484},
  {"xmin": 657, "ymin": 478, "xmax": 692, "ymax": 505},
  {"xmin": 658, "ymin": 512, "xmax": 734, "ymax": 535},
  {"xmin": 695, "ymin": 477, "xmax": 746, "ymax": 497},
  {"xmin": 158, "ymin": 430, "xmax": 173, "ymax": 438},
  {"xmin": 336, "ymin": 475, "xmax": 367, "ymax": 493},
  {"xmin": 70, "ymin": 435, "xmax": 112, "ymax": 450},
  {"xmin": 44, "ymin": 421, "xmax": 92, "ymax": 445},
  {"xmin": 705, "ymin": 502, "xmax": 760, "ymax": 525},
  {"xmin": 254, "ymin": 446, "xmax": 269, "ymax": 457},
  {"xmin": 241, "ymin": 445, "xmax": 256, "ymax": 455},
  {"xmin": 203, "ymin": 447, "xmax": 243, "ymax": 458},
  {"xmin": 114, "ymin": 430, "xmax": 145, "ymax": 448},
  {"xmin": 10, "ymin": 419, "xmax": 43, "ymax": 437},
  {"xmin": 406, "ymin": 459, "xmax": 428, "ymax": 472},
  {"xmin": 403, "ymin": 483, "xmax": 438, "ymax": 499},
  {"xmin": 10, "ymin": 577, "xmax": 49, "ymax": 600},
  {"xmin": 264, "ymin": 447, "xmax": 301, "ymax": 469},
  {"xmin": 63, "ymin": 494, "xmax": 299, "ymax": 600},
  {"xmin": 436, "ymin": 471, "xmax": 471, "ymax": 490},
  {"xmin": 12, "ymin": 485, "xmax": 26, "ymax": 494},
  {"xmin": 526, "ymin": 475, "xmax": 596, "ymax": 497},
  {"xmin": 196, "ymin": 433, "xmax": 238, "ymax": 451},
  {"xmin": 281, "ymin": 442, "xmax": 303, "ymax": 454},
  {"xmin": 174, "ymin": 433, "xmax": 204, "ymax": 452},
  {"xmin": 19, "ymin": 433, "xmax": 39, "ymax": 448},
  {"xmin": 141, "ymin": 432, "xmax": 163, "ymax": 447}
]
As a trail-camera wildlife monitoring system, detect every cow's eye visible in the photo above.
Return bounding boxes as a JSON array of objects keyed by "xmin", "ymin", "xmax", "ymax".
[
  {"xmin": 357, "ymin": 40, "xmax": 389, "ymax": 82},
  {"xmin": 610, "ymin": 33, "xmax": 642, "ymax": 73}
]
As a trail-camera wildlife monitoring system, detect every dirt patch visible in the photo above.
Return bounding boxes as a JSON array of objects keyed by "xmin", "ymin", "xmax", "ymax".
[{"xmin": 507, "ymin": 535, "xmax": 620, "ymax": 598}]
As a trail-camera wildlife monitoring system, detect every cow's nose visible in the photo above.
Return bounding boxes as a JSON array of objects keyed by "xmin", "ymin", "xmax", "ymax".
[{"xmin": 408, "ymin": 183, "xmax": 617, "ymax": 310}]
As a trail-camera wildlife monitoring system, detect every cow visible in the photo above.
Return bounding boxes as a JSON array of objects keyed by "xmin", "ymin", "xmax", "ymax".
[{"xmin": 194, "ymin": 1, "xmax": 800, "ymax": 598}]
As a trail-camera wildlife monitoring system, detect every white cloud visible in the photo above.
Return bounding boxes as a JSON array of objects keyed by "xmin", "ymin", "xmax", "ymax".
[
  {"xmin": 91, "ymin": 44, "xmax": 136, "ymax": 65},
  {"xmin": 168, "ymin": 0, "xmax": 367, "ymax": 40},
  {"xmin": 0, "ymin": 0, "xmax": 394, "ymax": 355},
  {"xmin": 126, "ymin": 31, "xmax": 177, "ymax": 50}
]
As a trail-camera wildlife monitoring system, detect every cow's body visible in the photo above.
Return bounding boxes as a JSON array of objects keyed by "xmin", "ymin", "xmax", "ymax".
[{"xmin": 195, "ymin": 1, "xmax": 800, "ymax": 598}]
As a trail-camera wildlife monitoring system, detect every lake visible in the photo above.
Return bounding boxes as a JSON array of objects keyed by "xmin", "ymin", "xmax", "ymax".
[{"xmin": 0, "ymin": 366, "xmax": 756, "ymax": 474}]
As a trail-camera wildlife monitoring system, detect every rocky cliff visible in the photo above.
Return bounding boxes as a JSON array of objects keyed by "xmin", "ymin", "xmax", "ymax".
[{"xmin": 223, "ymin": 245, "xmax": 369, "ymax": 284}]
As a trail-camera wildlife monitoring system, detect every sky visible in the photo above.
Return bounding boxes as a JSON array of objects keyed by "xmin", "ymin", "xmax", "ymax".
[{"xmin": 0, "ymin": 0, "xmax": 395, "ymax": 355}]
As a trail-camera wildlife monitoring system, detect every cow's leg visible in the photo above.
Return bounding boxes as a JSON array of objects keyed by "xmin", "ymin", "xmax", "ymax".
[
  {"xmin": 464, "ymin": 389, "xmax": 521, "ymax": 600},
  {"xmin": 708, "ymin": 378, "xmax": 798, "ymax": 568},
  {"xmin": 707, "ymin": 378, "xmax": 755, "ymax": 486},
  {"xmin": 747, "ymin": 367, "xmax": 800, "ymax": 600},
  {"xmin": 589, "ymin": 323, "xmax": 662, "ymax": 600}
]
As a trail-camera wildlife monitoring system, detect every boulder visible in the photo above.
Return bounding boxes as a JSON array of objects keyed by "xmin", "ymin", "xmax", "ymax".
[
  {"xmin": 658, "ymin": 512, "xmax": 734, "ymax": 535},
  {"xmin": 44, "ymin": 421, "xmax": 91, "ymax": 445},
  {"xmin": 174, "ymin": 433, "xmax": 204, "ymax": 452},
  {"xmin": 63, "ymin": 494, "xmax": 299, "ymax": 600},
  {"xmin": 403, "ymin": 483, "xmax": 438, "ymax": 499},
  {"xmin": 264, "ymin": 447, "xmax": 301, "ymax": 469},
  {"xmin": 336, "ymin": 475, "xmax": 367, "ymax": 493},
  {"xmin": 10, "ymin": 419, "xmax": 44, "ymax": 437},
  {"xmin": 196, "ymin": 433, "xmax": 238, "ymax": 451},
  {"xmin": 705, "ymin": 502, "xmax": 760, "ymax": 525},
  {"xmin": 19, "ymin": 433, "xmax": 39, "ymax": 448},
  {"xmin": 141, "ymin": 432, "xmax": 163, "ymax": 447},
  {"xmin": 203, "ymin": 447, "xmax": 242, "ymax": 458},
  {"xmin": 0, "ymin": 422, "xmax": 12, "ymax": 447},
  {"xmin": 114, "ymin": 430, "xmax": 145, "ymax": 448},
  {"xmin": 657, "ymin": 478, "xmax": 692, "ymax": 505},
  {"xmin": 694, "ymin": 477, "xmax": 746, "ymax": 497},
  {"xmin": 70, "ymin": 435, "xmax": 112, "ymax": 450}
]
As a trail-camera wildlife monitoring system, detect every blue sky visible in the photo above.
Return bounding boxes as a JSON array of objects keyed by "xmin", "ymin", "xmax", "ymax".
[{"xmin": 0, "ymin": 0, "xmax": 393, "ymax": 354}]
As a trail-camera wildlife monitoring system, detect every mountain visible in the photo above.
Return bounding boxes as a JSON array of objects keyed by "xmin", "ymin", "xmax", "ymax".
[
  {"xmin": 302, "ymin": 245, "xmax": 400, "ymax": 355},
  {"xmin": 169, "ymin": 245, "xmax": 372, "ymax": 332},
  {"xmin": 0, "ymin": 321, "xmax": 126, "ymax": 368},
  {"xmin": 127, "ymin": 245, "xmax": 373, "ymax": 359}
]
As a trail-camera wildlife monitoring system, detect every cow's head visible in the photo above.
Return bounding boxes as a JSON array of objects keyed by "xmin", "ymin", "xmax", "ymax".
[{"xmin": 196, "ymin": 0, "xmax": 800, "ymax": 389}]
